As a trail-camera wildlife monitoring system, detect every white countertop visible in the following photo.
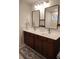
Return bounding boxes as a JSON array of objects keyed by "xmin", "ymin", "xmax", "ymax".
[{"xmin": 23, "ymin": 27, "xmax": 60, "ymax": 40}]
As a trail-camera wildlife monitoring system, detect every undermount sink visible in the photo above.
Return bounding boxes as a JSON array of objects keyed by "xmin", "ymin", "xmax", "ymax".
[{"xmin": 35, "ymin": 28, "xmax": 48, "ymax": 36}]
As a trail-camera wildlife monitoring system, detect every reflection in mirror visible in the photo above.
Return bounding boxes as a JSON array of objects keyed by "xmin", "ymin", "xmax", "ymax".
[
  {"xmin": 32, "ymin": 10, "xmax": 40, "ymax": 27},
  {"xmin": 45, "ymin": 5, "xmax": 59, "ymax": 29}
]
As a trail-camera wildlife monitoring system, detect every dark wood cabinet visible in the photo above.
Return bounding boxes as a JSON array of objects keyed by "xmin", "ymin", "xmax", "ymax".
[
  {"xmin": 24, "ymin": 31, "xmax": 60, "ymax": 59},
  {"xmin": 34, "ymin": 35, "xmax": 43, "ymax": 54},
  {"xmin": 24, "ymin": 32, "xmax": 34, "ymax": 48}
]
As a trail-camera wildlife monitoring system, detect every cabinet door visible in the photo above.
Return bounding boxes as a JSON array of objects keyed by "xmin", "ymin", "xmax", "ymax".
[
  {"xmin": 41, "ymin": 37, "xmax": 48, "ymax": 57},
  {"xmin": 28, "ymin": 33, "xmax": 34, "ymax": 49},
  {"xmin": 24, "ymin": 32, "xmax": 29, "ymax": 46},
  {"xmin": 24, "ymin": 32, "xmax": 34, "ymax": 49},
  {"xmin": 34, "ymin": 35, "xmax": 43, "ymax": 54},
  {"xmin": 47, "ymin": 39, "xmax": 56, "ymax": 59},
  {"xmin": 42, "ymin": 37, "xmax": 56, "ymax": 59}
]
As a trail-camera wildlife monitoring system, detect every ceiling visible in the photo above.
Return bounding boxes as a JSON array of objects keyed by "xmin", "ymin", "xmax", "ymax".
[
  {"xmin": 25, "ymin": 0, "xmax": 36, "ymax": 4},
  {"xmin": 21, "ymin": 0, "xmax": 60, "ymax": 6},
  {"xmin": 24, "ymin": 0, "xmax": 49, "ymax": 5}
]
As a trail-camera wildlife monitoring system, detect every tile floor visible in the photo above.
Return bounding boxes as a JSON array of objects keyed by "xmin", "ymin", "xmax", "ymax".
[{"xmin": 19, "ymin": 45, "xmax": 46, "ymax": 59}]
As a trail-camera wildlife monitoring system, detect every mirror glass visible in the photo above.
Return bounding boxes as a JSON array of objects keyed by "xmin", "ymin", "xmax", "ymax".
[
  {"xmin": 32, "ymin": 10, "xmax": 40, "ymax": 27},
  {"xmin": 45, "ymin": 5, "xmax": 59, "ymax": 29}
]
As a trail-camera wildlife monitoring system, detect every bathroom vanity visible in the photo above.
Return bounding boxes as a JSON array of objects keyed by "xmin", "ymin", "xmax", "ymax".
[
  {"xmin": 23, "ymin": 27, "xmax": 60, "ymax": 59},
  {"xmin": 24, "ymin": 4, "xmax": 60, "ymax": 59}
]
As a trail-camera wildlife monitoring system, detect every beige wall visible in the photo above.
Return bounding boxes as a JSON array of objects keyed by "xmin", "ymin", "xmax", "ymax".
[{"xmin": 19, "ymin": 0, "xmax": 32, "ymax": 47}]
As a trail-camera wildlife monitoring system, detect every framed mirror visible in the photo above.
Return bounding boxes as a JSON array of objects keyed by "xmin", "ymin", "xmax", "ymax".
[
  {"xmin": 32, "ymin": 10, "xmax": 40, "ymax": 27},
  {"xmin": 45, "ymin": 5, "xmax": 59, "ymax": 29}
]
